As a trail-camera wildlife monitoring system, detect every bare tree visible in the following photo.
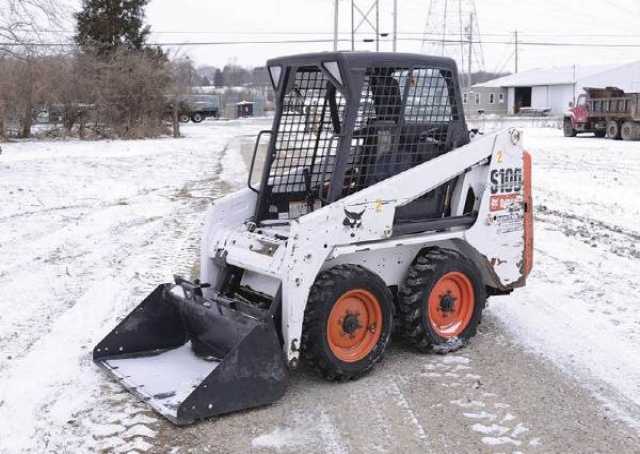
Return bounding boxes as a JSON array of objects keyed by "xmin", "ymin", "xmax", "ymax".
[{"xmin": 0, "ymin": 0, "xmax": 66, "ymax": 139}]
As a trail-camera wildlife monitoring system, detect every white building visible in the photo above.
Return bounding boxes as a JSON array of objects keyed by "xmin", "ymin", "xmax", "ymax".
[{"xmin": 467, "ymin": 61, "xmax": 640, "ymax": 116}]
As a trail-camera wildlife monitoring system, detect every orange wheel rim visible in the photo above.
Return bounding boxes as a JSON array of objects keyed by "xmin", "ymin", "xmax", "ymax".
[
  {"xmin": 427, "ymin": 272, "xmax": 475, "ymax": 338},
  {"xmin": 327, "ymin": 289, "xmax": 382, "ymax": 363}
]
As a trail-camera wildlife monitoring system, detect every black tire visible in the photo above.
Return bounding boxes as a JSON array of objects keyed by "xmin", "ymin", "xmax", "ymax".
[
  {"xmin": 398, "ymin": 248, "xmax": 486, "ymax": 353},
  {"xmin": 621, "ymin": 121, "xmax": 640, "ymax": 141},
  {"xmin": 301, "ymin": 265, "xmax": 394, "ymax": 381},
  {"xmin": 594, "ymin": 130, "xmax": 607, "ymax": 138},
  {"xmin": 179, "ymin": 114, "xmax": 191, "ymax": 123},
  {"xmin": 563, "ymin": 118, "xmax": 577, "ymax": 137},
  {"xmin": 607, "ymin": 120, "xmax": 621, "ymax": 140},
  {"xmin": 191, "ymin": 113, "xmax": 204, "ymax": 123}
]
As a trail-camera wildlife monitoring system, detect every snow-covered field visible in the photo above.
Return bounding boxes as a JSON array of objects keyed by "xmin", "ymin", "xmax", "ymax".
[
  {"xmin": 1, "ymin": 121, "xmax": 639, "ymax": 452},
  {"xmin": 489, "ymin": 130, "xmax": 640, "ymax": 429},
  {"xmin": 0, "ymin": 119, "xmax": 269, "ymax": 453}
]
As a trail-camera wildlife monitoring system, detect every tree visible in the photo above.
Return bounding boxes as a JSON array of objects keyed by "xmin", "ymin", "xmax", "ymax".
[
  {"xmin": 75, "ymin": 0, "xmax": 151, "ymax": 55},
  {"xmin": 213, "ymin": 69, "xmax": 224, "ymax": 88},
  {"xmin": 222, "ymin": 64, "xmax": 251, "ymax": 87},
  {"xmin": 0, "ymin": 0, "xmax": 63, "ymax": 139}
]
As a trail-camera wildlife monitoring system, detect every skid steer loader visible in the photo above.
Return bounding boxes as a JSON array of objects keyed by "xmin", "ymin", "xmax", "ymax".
[{"xmin": 94, "ymin": 52, "xmax": 534, "ymax": 425}]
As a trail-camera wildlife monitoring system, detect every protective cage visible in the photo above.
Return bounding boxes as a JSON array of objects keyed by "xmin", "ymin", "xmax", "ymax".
[{"xmin": 254, "ymin": 52, "xmax": 469, "ymax": 225}]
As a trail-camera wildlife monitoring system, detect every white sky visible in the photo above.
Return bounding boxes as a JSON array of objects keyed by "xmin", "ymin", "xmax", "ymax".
[{"xmin": 83, "ymin": 1, "xmax": 640, "ymax": 71}]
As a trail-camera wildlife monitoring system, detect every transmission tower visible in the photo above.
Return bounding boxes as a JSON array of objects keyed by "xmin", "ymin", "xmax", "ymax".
[
  {"xmin": 421, "ymin": 0, "xmax": 485, "ymax": 87},
  {"xmin": 333, "ymin": 0, "xmax": 399, "ymax": 52}
]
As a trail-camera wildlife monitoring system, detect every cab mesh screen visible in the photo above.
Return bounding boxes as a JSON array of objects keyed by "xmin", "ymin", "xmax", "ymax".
[
  {"xmin": 342, "ymin": 67, "xmax": 456, "ymax": 197},
  {"xmin": 268, "ymin": 67, "xmax": 345, "ymax": 201}
]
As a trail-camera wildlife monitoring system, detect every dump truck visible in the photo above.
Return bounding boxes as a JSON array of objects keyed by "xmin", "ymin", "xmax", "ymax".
[
  {"xmin": 564, "ymin": 87, "xmax": 640, "ymax": 140},
  {"xmin": 94, "ymin": 52, "xmax": 534, "ymax": 425}
]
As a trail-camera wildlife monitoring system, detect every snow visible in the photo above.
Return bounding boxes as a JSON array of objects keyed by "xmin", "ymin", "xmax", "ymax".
[
  {"xmin": 103, "ymin": 343, "xmax": 220, "ymax": 418},
  {"xmin": 0, "ymin": 118, "xmax": 271, "ymax": 453},
  {"xmin": 489, "ymin": 128, "xmax": 640, "ymax": 428},
  {"xmin": 473, "ymin": 63, "xmax": 622, "ymax": 88},
  {"xmin": 1, "ymin": 121, "xmax": 640, "ymax": 451}
]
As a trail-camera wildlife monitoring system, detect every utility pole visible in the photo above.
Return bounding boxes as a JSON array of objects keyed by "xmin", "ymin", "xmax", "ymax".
[
  {"xmin": 334, "ymin": 0, "xmax": 339, "ymax": 51},
  {"xmin": 392, "ymin": 0, "xmax": 398, "ymax": 52},
  {"xmin": 375, "ymin": 0, "xmax": 380, "ymax": 51},
  {"xmin": 441, "ymin": 0, "xmax": 448, "ymax": 55},
  {"xmin": 514, "ymin": 29, "xmax": 519, "ymax": 73},
  {"xmin": 467, "ymin": 12, "xmax": 473, "ymax": 88}
]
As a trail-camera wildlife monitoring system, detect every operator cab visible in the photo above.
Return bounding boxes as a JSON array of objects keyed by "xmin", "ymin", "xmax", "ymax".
[{"xmin": 250, "ymin": 52, "xmax": 469, "ymax": 228}]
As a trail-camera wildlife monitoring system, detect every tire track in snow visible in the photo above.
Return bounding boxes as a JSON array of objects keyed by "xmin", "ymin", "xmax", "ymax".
[
  {"xmin": 420, "ymin": 354, "xmax": 543, "ymax": 450},
  {"xmin": 0, "ymin": 126, "xmax": 254, "ymax": 453}
]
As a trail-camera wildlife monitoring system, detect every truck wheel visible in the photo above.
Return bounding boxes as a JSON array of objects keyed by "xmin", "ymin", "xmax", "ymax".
[
  {"xmin": 191, "ymin": 113, "xmax": 204, "ymax": 123},
  {"xmin": 563, "ymin": 118, "xmax": 577, "ymax": 137},
  {"xmin": 179, "ymin": 114, "xmax": 190, "ymax": 123},
  {"xmin": 621, "ymin": 121, "xmax": 640, "ymax": 141},
  {"xmin": 607, "ymin": 120, "xmax": 621, "ymax": 140},
  {"xmin": 301, "ymin": 265, "xmax": 394, "ymax": 381},
  {"xmin": 398, "ymin": 248, "xmax": 486, "ymax": 353},
  {"xmin": 594, "ymin": 130, "xmax": 607, "ymax": 138}
]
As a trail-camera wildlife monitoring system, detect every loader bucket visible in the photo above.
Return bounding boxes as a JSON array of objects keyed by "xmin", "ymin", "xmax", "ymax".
[{"xmin": 93, "ymin": 280, "xmax": 288, "ymax": 425}]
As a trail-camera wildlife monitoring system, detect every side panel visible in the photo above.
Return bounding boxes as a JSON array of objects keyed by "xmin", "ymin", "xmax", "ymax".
[
  {"xmin": 464, "ymin": 130, "xmax": 527, "ymax": 288},
  {"xmin": 200, "ymin": 188, "xmax": 258, "ymax": 296}
]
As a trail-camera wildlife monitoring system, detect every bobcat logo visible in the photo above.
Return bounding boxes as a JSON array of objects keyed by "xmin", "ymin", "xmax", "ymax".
[{"xmin": 343, "ymin": 207, "xmax": 365, "ymax": 229}]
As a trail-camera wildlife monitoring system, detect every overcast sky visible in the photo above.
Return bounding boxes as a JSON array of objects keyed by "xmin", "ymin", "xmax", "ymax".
[{"xmin": 90, "ymin": 1, "xmax": 640, "ymax": 71}]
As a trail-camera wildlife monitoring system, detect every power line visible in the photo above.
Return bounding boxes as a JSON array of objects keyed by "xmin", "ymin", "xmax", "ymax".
[
  {"xmin": 6, "ymin": 37, "xmax": 640, "ymax": 49},
  {"xmin": 21, "ymin": 27, "xmax": 640, "ymax": 39}
]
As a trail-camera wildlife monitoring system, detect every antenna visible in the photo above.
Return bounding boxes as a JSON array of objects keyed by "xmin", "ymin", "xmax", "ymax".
[{"xmin": 421, "ymin": 0, "xmax": 485, "ymax": 87}]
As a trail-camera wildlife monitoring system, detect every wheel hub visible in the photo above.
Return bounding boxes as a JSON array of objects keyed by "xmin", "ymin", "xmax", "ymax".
[
  {"xmin": 439, "ymin": 292, "xmax": 457, "ymax": 315},
  {"xmin": 327, "ymin": 289, "xmax": 383, "ymax": 363},
  {"xmin": 341, "ymin": 311, "xmax": 363, "ymax": 336}
]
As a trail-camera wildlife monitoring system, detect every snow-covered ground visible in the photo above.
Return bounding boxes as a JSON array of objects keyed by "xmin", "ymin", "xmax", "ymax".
[
  {"xmin": 1, "ymin": 122, "xmax": 639, "ymax": 452},
  {"xmin": 489, "ymin": 129, "xmax": 640, "ymax": 429},
  {"xmin": 0, "ymin": 119, "xmax": 269, "ymax": 453}
]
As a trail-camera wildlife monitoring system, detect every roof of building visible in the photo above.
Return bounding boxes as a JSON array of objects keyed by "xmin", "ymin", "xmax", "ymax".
[{"xmin": 473, "ymin": 63, "xmax": 625, "ymax": 88}]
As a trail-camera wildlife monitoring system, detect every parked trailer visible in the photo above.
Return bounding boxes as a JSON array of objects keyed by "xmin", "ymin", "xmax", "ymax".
[{"xmin": 564, "ymin": 87, "xmax": 640, "ymax": 141}]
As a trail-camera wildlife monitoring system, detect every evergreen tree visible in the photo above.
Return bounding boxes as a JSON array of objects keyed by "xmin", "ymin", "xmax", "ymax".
[
  {"xmin": 213, "ymin": 69, "xmax": 225, "ymax": 88},
  {"xmin": 75, "ymin": 0, "xmax": 152, "ymax": 54}
]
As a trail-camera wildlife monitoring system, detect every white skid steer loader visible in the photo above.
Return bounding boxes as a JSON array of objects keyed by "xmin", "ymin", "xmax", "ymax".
[{"xmin": 94, "ymin": 52, "xmax": 534, "ymax": 425}]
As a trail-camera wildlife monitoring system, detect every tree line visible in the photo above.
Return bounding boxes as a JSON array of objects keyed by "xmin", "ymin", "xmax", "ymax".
[{"xmin": 0, "ymin": 0, "xmax": 268, "ymax": 140}]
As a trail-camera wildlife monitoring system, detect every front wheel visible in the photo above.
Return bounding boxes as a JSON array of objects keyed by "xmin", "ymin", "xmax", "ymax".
[
  {"xmin": 301, "ymin": 265, "xmax": 394, "ymax": 381},
  {"xmin": 563, "ymin": 118, "xmax": 577, "ymax": 137},
  {"xmin": 398, "ymin": 248, "xmax": 486, "ymax": 353}
]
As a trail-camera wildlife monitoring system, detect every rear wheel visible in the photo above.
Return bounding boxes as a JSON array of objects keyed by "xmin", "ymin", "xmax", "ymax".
[
  {"xmin": 563, "ymin": 118, "xmax": 577, "ymax": 137},
  {"xmin": 607, "ymin": 120, "xmax": 621, "ymax": 140},
  {"xmin": 621, "ymin": 121, "xmax": 640, "ymax": 141},
  {"xmin": 191, "ymin": 112, "xmax": 204, "ymax": 123},
  {"xmin": 301, "ymin": 265, "xmax": 394, "ymax": 381},
  {"xmin": 179, "ymin": 113, "xmax": 190, "ymax": 123},
  {"xmin": 398, "ymin": 248, "xmax": 486, "ymax": 353}
]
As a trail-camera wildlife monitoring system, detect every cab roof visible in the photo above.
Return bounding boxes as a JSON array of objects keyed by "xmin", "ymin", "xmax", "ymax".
[{"xmin": 266, "ymin": 51, "xmax": 458, "ymax": 72}]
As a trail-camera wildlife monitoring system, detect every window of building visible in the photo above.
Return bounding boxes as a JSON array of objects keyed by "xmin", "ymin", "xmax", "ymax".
[
  {"xmin": 489, "ymin": 93, "xmax": 495, "ymax": 104},
  {"xmin": 463, "ymin": 92, "xmax": 468, "ymax": 104},
  {"xmin": 475, "ymin": 93, "xmax": 481, "ymax": 105},
  {"xmin": 499, "ymin": 92, "xmax": 505, "ymax": 103}
]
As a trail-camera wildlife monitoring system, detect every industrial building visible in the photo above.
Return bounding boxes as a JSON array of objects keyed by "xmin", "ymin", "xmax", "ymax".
[{"xmin": 464, "ymin": 61, "xmax": 640, "ymax": 116}]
